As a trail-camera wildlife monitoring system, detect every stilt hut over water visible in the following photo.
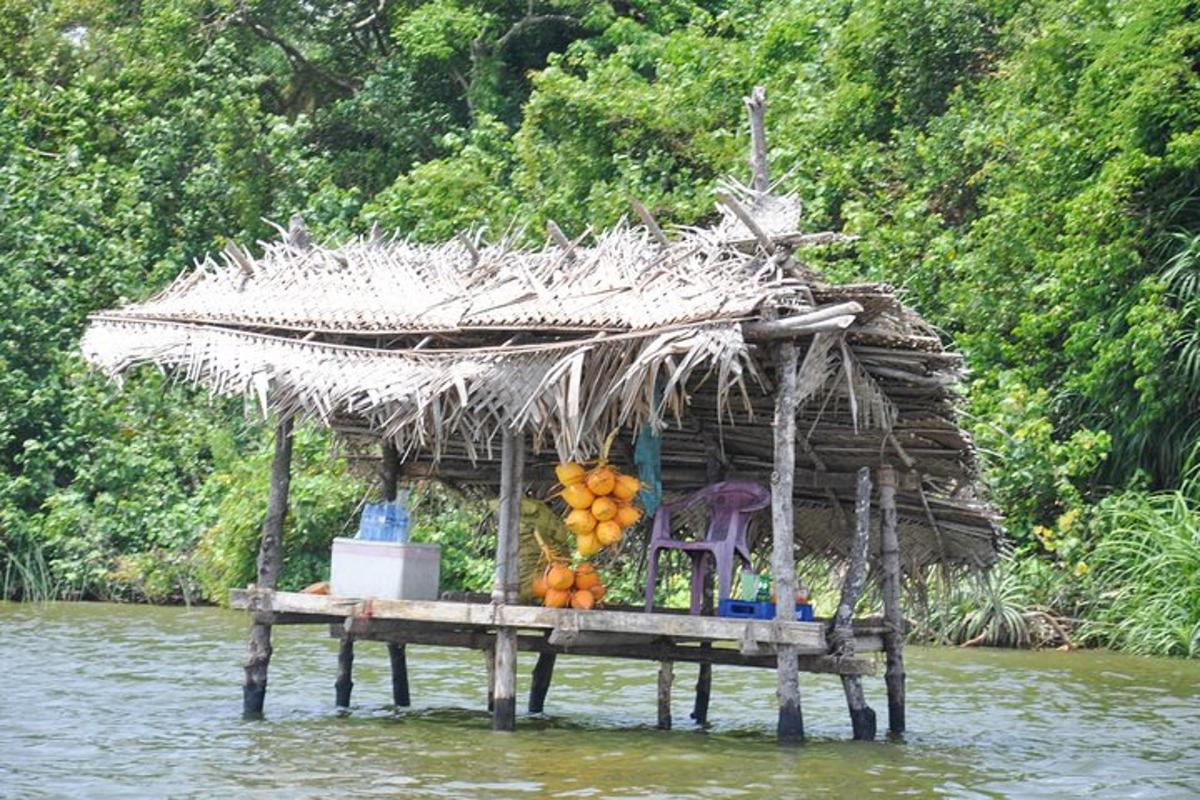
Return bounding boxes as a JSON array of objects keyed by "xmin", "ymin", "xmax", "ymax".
[{"xmin": 80, "ymin": 89, "xmax": 1001, "ymax": 742}]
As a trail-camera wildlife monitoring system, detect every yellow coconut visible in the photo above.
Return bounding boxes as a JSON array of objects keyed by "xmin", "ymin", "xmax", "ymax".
[
  {"xmin": 571, "ymin": 589, "xmax": 596, "ymax": 610},
  {"xmin": 591, "ymin": 496, "xmax": 618, "ymax": 522},
  {"xmin": 544, "ymin": 587, "xmax": 572, "ymax": 608},
  {"xmin": 565, "ymin": 507, "xmax": 598, "ymax": 536},
  {"xmin": 595, "ymin": 520, "xmax": 622, "ymax": 546},
  {"xmin": 574, "ymin": 570, "xmax": 600, "ymax": 592},
  {"xmin": 547, "ymin": 562, "xmax": 575, "ymax": 591},
  {"xmin": 614, "ymin": 503, "xmax": 642, "ymax": 528},
  {"xmin": 531, "ymin": 574, "xmax": 549, "ymax": 599},
  {"xmin": 612, "ymin": 473, "xmax": 641, "ymax": 501},
  {"xmin": 576, "ymin": 533, "xmax": 601, "ymax": 557},
  {"xmin": 561, "ymin": 483, "xmax": 596, "ymax": 511},
  {"xmin": 555, "ymin": 462, "xmax": 587, "ymax": 487},
  {"xmin": 585, "ymin": 466, "xmax": 617, "ymax": 496}
]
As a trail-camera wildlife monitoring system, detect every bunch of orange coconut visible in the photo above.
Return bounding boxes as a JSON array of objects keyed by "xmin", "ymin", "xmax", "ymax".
[
  {"xmin": 531, "ymin": 560, "xmax": 606, "ymax": 609},
  {"xmin": 530, "ymin": 531, "xmax": 607, "ymax": 609},
  {"xmin": 555, "ymin": 459, "xmax": 642, "ymax": 558}
]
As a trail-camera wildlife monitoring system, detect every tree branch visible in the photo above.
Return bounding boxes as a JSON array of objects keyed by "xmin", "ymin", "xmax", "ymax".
[{"xmin": 232, "ymin": 8, "xmax": 361, "ymax": 93}]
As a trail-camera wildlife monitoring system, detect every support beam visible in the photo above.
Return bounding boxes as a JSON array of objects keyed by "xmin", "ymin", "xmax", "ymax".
[
  {"xmin": 832, "ymin": 468, "xmax": 877, "ymax": 740},
  {"xmin": 492, "ymin": 430, "xmax": 524, "ymax": 731},
  {"xmin": 335, "ymin": 635, "xmax": 354, "ymax": 708},
  {"xmin": 657, "ymin": 660, "xmax": 674, "ymax": 730},
  {"xmin": 879, "ymin": 464, "xmax": 906, "ymax": 735},
  {"xmin": 243, "ymin": 416, "xmax": 294, "ymax": 718},
  {"xmin": 485, "ymin": 647, "xmax": 495, "ymax": 712},
  {"xmin": 741, "ymin": 302, "xmax": 863, "ymax": 341},
  {"xmin": 528, "ymin": 652, "xmax": 556, "ymax": 714},
  {"xmin": 771, "ymin": 340, "xmax": 804, "ymax": 743},
  {"xmin": 388, "ymin": 643, "xmax": 410, "ymax": 707}
]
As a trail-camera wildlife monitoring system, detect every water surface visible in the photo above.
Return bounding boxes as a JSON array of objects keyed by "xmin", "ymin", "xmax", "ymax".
[{"xmin": 1, "ymin": 602, "xmax": 1196, "ymax": 798}]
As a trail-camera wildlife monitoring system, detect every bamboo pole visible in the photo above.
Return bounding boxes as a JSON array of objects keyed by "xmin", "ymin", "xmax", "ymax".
[
  {"xmin": 879, "ymin": 464, "xmax": 906, "ymax": 734},
  {"xmin": 832, "ymin": 467, "xmax": 877, "ymax": 740},
  {"xmin": 772, "ymin": 339, "xmax": 804, "ymax": 742},
  {"xmin": 492, "ymin": 430, "xmax": 524, "ymax": 731},
  {"xmin": 242, "ymin": 416, "xmax": 294, "ymax": 717},
  {"xmin": 380, "ymin": 438, "xmax": 411, "ymax": 706}
]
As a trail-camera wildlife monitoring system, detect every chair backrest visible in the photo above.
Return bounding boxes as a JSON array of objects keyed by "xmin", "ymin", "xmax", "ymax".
[{"xmin": 700, "ymin": 480, "xmax": 770, "ymax": 544}]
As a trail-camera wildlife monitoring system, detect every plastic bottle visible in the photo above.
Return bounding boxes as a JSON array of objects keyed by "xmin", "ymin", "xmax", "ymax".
[{"xmin": 755, "ymin": 573, "xmax": 772, "ymax": 603}]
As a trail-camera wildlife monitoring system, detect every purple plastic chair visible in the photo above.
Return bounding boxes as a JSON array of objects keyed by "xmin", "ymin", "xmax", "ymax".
[{"xmin": 644, "ymin": 480, "xmax": 771, "ymax": 615}]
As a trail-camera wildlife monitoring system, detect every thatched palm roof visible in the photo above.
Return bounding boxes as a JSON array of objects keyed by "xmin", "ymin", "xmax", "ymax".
[{"xmin": 82, "ymin": 192, "xmax": 1001, "ymax": 571}]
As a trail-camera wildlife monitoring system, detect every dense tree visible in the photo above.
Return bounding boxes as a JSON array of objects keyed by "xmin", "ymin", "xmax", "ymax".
[{"xmin": 1, "ymin": 0, "xmax": 1197, "ymax": 653}]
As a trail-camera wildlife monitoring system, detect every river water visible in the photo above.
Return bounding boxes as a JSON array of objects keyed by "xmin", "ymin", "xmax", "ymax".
[{"xmin": 1, "ymin": 602, "xmax": 1197, "ymax": 799}]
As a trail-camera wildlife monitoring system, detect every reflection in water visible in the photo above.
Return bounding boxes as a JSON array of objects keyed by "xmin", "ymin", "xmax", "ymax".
[{"xmin": 1, "ymin": 602, "xmax": 1197, "ymax": 799}]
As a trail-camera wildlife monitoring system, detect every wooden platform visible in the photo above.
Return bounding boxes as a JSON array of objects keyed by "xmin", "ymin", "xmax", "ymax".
[{"xmin": 231, "ymin": 589, "xmax": 880, "ymax": 675}]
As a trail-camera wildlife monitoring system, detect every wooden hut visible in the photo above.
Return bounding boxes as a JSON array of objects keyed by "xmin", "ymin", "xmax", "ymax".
[{"xmin": 80, "ymin": 90, "xmax": 999, "ymax": 742}]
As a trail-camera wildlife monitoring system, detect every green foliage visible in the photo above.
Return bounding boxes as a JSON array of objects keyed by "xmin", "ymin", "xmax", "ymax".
[{"xmin": 1077, "ymin": 478, "xmax": 1200, "ymax": 657}]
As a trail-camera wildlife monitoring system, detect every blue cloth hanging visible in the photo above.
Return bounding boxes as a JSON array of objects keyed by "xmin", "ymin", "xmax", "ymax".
[{"xmin": 634, "ymin": 422, "xmax": 663, "ymax": 517}]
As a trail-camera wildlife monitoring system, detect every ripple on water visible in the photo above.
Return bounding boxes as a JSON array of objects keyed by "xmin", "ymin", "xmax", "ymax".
[{"xmin": 0, "ymin": 602, "xmax": 1198, "ymax": 799}]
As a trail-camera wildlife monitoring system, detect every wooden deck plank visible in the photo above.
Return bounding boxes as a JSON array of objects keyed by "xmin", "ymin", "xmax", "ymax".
[
  {"xmin": 230, "ymin": 589, "xmax": 884, "ymax": 654},
  {"xmin": 326, "ymin": 623, "xmax": 876, "ymax": 676}
]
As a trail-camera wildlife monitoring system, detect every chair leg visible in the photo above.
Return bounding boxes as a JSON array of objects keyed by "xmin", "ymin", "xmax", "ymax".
[
  {"xmin": 645, "ymin": 546, "xmax": 660, "ymax": 612},
  {"xmin": 715, "ymin": 546, "xmax": 737, "ymax": 605},
  {"xmin": 689, "ymin": 553, "xmax": 709, "ymax": 616}
]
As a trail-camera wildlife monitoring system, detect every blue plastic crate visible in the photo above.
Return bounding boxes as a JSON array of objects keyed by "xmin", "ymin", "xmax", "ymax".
[
  {"xmin": 717, "ymin": 599, "xmax": 776, "ymax": 619},
  {"xmin": 718, "ymin": 599, "xmax": 814, "ymax": 621}
]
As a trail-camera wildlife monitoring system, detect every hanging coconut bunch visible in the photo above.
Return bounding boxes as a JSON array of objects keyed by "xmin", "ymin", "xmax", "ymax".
[
  {"xmin": 555, "ymin": 431, "xmax": 642, "ymax": 558},
  {"xmin": 529, "ymin": 531, "xmax": 608, "ymax": 609}
]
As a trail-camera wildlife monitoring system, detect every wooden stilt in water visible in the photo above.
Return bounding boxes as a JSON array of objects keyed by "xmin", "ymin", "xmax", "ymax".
[
  {"xmin": 491, "ymin": 430, "xmax": 524, "ymax": 731},
  {"xmin": 335, "ymin": 634, "xmax": 355, "ymax": 708},
  {"xmin": 528, "ymin": 652, "xmax": 556, "ymax": 714},
  {"xmin": 879, "ymin": 464, "xmax": 906, "ymax": 735},
  {"xmin": 657, "ymin": 660, "xmax": 674, "ymax": 730},
  {"xmin": 388, "ymin": 643, "xmax": 410, "ymax": 707},
  {"xmin": 243, "ymin": 416, "xmax": 293, "ymax": 718},
  {"xmin": 832, "ymin": 467, "xmax": 877, "ymax": 740},
  {"xmin": 691, "ymin": 662, "xmax": 712, "ymax": 725},
  {"xmin": 771, "ymin": 335, "xmax": 804, "ymax": 742}
]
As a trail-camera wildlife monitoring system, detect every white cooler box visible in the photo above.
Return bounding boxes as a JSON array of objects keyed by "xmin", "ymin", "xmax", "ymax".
[{"xmin": 329, "ymin": 538, "xmax": 440, "ymax": 600}]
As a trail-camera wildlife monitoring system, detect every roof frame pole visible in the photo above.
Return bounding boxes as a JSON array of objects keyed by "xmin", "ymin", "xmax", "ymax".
[
  {"xmin": 492, "ymin": 429, "xmax": 524, "ymax": 731},
  {"xmin": 878, "ymin": 464, "xmax": 906, "ymax": 735},
  {"xmin": 380, "ymin": 439, "xmax": 411, "ymax": 706},
  {"xmin": 690, "ymin": 434, "xmax": 724, "ymax": 726},
  {"xmin": 832, "ymin": 467, "xmax": 877, "ymax": 740},
  {"xmin": 745, "ymin": 85, "xmax": 770, "ymax": 194},
  {"xmin": 242, "ymin": 415, "xmax": 294, "ymax": 717},
  {"xmin": 771, "ymin": 338, "xmax": 804, "ymax": 743}
]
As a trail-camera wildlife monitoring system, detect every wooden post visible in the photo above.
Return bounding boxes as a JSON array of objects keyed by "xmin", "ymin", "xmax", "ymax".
[
  {"xmin": 388, "ymin": 643, "xmax": 410, "ymax": 707},
  {"xmin": 744, "ymin": 86, "xmax": 769, "ymax": 194},
  {"xmin": 772, "ymin": 339, "xmax": 803, "ymax": 742},
  {"xmin": 657, "ymin": 660, "xmax": 674, "ymax": 730},
  {"xmin": 492, "ymin": 430, "xmax": 524, "ymax": 731},
  {"xmin": 381, "ymin": 439, "xmax": 400, "ymax": 502},
  {"xmin": 832, "ymin": 467, "xmax": 877, "ymax": 740},
  {"xmin": 528, "ymin": 652, "xmax": 556, "ymax": 714},
  {"xmin": 243, "ymin": 416, "xmax": 294, "ymax": 717},
  {"xmin": 380, "ymin": 439, "xmax": 411, "ymax": 707},
  {"xmin": 335, "ymin": 634, "xmax": 355, "ymax": 708},
  {"xmin": 691, "ymin": 433, "xmax": 722, "ymax": 725},
  {"xmin": 879, "ymin": 464, "xmax": 906, "ymax": 735}
]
